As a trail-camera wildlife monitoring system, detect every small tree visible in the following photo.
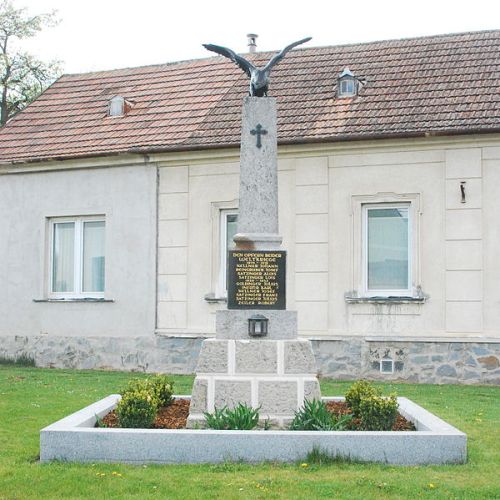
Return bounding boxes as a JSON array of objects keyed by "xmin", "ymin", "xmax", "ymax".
[{"xmin": 0, "ymin": 0, "xmax": 61, "ymax": 126}]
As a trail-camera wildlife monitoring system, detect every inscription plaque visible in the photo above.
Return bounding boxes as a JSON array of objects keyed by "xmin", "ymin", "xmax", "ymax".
[{"xmin": 228, "ymin": 250, "xmax": 286, "ymax": 310}]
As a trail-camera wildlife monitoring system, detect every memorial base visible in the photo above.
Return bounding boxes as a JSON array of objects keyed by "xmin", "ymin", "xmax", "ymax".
[
  {"xmin": 187, "ymin": 338, "xmax": 320, "ymax": 428},
  {"xmin": 187, "ymin": 310, "xmax": 321, "ymax": 429}
]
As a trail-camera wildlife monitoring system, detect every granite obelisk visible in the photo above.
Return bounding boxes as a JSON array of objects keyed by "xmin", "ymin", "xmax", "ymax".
[{"xmin": 233, "ymin": 97, "xmax": 281, "ymax": 250}]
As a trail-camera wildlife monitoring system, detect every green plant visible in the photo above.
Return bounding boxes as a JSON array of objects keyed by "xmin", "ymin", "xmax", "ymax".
[
  {"xmin": 121, "ymin": 374, "xmax": 174, "ymax": 408},
  {"xmin": 0, "ymin": 353, "xmax": 35, "ymax": 367},
  {"xmin": 115, "ymin": 390, "xmax": 158, "ymax": 428},
  {"xmin": 148, "ymin": 374, "xmax": 174, "ymax": 407},
  {"xmin": 302, "ymin": 445, "xmax": 362, "ymax": 465},
  {"xmin": 204, "ymin": 403, "xmax": 260, "ymax": 430},
  {"xmin": 358, "ymin": 394, "xmax": 398, "ymax": 431},
  {"xmin": 121, "ymin": 378, "xmax": 147, "ymax": 396},
  {"xmin": 289, "ymin": 399, "xmax": 352, "ymax": 431},
  {"xmin": 345, "ymin": 380, "xmax": 382, "ymax": 417},
  {"xmin": 94, "ymin": 414, "xmax": 107, "ymax": 428},
  {"xmin": 1, "ymin": 367, "xmax": 499, "ymax": 498}
]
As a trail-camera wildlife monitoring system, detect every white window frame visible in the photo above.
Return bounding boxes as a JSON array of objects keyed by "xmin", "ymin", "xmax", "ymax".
[
  {"xmin": 49, "ymin": 216, "xmax": 105, "ymax": 299},
  {"xmin": 217, "ymin": 209, "xmax": 239, "ymax": 297},
  {"xmin": 339, "ymin": 78, "xmax": 355, "ymax": 97},
  {"xmin": 362, "ymin": 203, "xmax": 412, "ymax": 297},
  {"xmin": 380, "ymin": 358, "xmax": 395, "ymax": 374},
  {"xmin": 351, "ymin": 193, "xmax": 421, "ymax": 299}
]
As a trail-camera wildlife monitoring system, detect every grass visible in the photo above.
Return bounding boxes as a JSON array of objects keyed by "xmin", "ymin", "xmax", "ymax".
[
  {"xmin": 0, "ymin": 353, "xmax": 35, "ymax": 367},
  {"xmin": 0, "ymin": 367, "xmax": 499, "ymax": 499}
]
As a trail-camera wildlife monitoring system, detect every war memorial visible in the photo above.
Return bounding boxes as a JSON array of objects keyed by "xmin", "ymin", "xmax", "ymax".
[{"xmin": 40, "ymin": 38, "xmax": 466, "ymax": 465}]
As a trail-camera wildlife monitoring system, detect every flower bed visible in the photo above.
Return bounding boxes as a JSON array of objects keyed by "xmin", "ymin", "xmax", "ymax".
[
  {"xmin": 101, "ymin": 398, "xmax": 190, "ymax": 429},
  {"xmin": 99, "ymin": 399, "xmax": 415, "ymax": 431},
  {"xmin": 40, "ymin": 395, "xmax": 466, "ymax": 465}
]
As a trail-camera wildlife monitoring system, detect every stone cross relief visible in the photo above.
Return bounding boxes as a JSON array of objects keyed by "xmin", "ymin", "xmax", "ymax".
[{"xmin": 250, "ymin": 123, "xmax": 267, "ymax": 149}]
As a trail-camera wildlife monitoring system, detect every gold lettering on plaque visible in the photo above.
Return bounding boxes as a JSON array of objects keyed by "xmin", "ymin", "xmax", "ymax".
[{"xmin": 232, "ymin": 252, "xmax": 282, "ymax": 306}]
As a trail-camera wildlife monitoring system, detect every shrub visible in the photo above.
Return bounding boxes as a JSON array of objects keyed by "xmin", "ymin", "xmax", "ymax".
[
  {"xmin": 345, "ymin": 380, "xmax": 381, "ymax": 417},
  {"xmin": 358, "ymin": 394, "xmax": 398, "ymax": 431},
  {"xmin": 121, "ymin": 374, "xmax": 174, "ymax": 408},
  {"xmin": 289, "ymin": 399, "xmax": 352, "ymax": 431},
  {"xmin": 204, "ymin": 403, "xmax": 260, "ymax": 430},
  {"xmin": 116, "ymin": 390, "xmax": 158, "ymax": 428},
  {"xmin": 148, "ymin": 374, "xmax": 174, "ymax": 407},
  {"xmin": 121, "ymin": 378, "xmax": 149, "ymax": 397}
]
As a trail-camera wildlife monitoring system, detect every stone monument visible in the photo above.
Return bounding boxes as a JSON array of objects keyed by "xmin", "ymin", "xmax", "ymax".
[{"xmin": 187, "ymin": 96, "xmax": 321, "ymax": 428}]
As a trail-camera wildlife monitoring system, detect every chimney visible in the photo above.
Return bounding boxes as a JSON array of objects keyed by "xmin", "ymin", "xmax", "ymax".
[{"xmin": 247, "ymin": 33, "xmax": 258, "ymax": 53}]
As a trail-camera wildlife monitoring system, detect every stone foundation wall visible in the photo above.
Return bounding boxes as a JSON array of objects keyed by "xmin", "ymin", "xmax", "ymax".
[
  {"xmin": 1, "ymin": 334, "xmax": 499, "ymax": 384},
  {"xmin": 311, "ymin": 338, "xmax": 500, "ymax": 384},
  {"xmin": 0, "ymin": 335, "xmax": 202, "ymax": 374}
]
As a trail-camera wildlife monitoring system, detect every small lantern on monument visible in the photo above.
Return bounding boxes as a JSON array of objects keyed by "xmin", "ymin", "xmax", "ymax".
[{"xmin": 248, "ymin": 314, "xmax": 269, "ymax": 337}]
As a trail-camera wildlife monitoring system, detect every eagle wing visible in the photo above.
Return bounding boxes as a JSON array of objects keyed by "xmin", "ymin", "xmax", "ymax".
[
  {"xmin": 263, "ymin": 37, "xmax": 312, "ymax": 72},
  {"xmin": 202, "ymin": 44, "xmax": 255, "ymax": 77}
]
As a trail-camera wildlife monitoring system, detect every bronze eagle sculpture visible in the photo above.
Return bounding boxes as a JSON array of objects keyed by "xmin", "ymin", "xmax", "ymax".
[{"xmin": 202, "ymin": 37, "xmax": 312, "ymax": 97}]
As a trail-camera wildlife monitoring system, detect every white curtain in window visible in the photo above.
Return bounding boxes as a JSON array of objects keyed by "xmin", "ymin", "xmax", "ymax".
[
  {"xmin": 83, "ymin": 221, "xmax": 105, "ymax": 292},
  {"xmin": 52, "ymin": 223, "xmax": 75, "ymax": 292},
  {"xmin": 367, "ymin": 208, "xmax": 409, "ymax": 290}
]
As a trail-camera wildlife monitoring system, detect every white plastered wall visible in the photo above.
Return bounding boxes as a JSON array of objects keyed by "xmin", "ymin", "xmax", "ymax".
[
  {"xmin": 157, "ymin": 158, "xmax": 295, "ymax": 335},
  {"xmin": 329, "ymin": 147, "xmax": 445, "ymax": 337},
  {"xmin": 482, "ymin": 145, "xmax": 500, "ymax": 337},
  {"xmin": 0, "ymin": 163, "xmax": 156, "ymax": 337},
  {"xmin": 155, "ymin": 135, "xmax": 500, "ymax": 341}
]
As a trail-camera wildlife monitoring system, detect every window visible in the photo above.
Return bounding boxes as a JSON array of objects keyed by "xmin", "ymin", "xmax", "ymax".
[
  {"xmin": 363, "ymin": 204, "xmax": 411, "ymax": 296},
  {"xmin": 108, "ymin": 95, "xmax": 132, "ymax": 117},
  {"xmin": 340, "ymin": 78, "xmax": 355, "ymax": 96},
  {"xmin": 109, "ymin": 96, "xmax": 125, "ymax": 116},
  {"xmin": 218, "ymin": 210, "xmax": 238, "ymax": 295},
  {"xmin": 337, "ymin": 67, "xmax": 358, "ymax": 98},
  {"xmin": 380, "ymin": 358, "xmax": 395, "ymax": 374},
  {"xmin": 349, "ymin": 193, "xmax": 421, "ymax": 301},
  {"xmin": 50, "ymin": 217, "xmax": 105, "ymax": 298}
]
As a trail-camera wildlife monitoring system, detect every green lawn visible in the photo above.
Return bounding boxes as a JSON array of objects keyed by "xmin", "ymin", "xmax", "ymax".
[{"xmin": 0, "ymin": 367, "xmax": 498, "ymax": 499}]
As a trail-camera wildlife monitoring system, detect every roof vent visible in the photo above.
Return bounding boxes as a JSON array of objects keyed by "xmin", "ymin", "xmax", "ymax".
[
  {"xmin": 247, "ymin": 33, "xmax": 258, "ymax": 53},
  {"xmin": 108, "ymin": 95, "xmax": 130, "ymax": 117},
  {"xmin": 337, "ymin": 67, "xmax": 358, "ymax": 98}
]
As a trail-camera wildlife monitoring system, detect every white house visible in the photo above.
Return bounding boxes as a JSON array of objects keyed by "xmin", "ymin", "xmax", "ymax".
[{"xmin": 1, "ymin": 30, "xmax": 499, "ymax": 383}]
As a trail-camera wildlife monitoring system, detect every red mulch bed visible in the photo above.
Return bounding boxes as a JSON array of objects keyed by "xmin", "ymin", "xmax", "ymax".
[
  {"xmin": 101, "ymin": 398, "xmax": 415, "ymax": 431},
  {"xmin": 101, "ymin": 398, "xmax": 190, "ymax": 429},
  {"xmin": 325, "ymin": 401, "xmax": 416, "ymax": 431}
]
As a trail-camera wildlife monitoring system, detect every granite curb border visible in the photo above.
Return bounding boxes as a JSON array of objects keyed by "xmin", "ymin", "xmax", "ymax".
[{"xmin": 40, "ymin": 395, "xmax": 467, "ymax": 465}]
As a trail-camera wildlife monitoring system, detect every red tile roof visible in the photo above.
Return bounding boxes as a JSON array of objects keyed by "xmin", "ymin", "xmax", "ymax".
[{"xmin": 1, "ymin": 30, "xmax": 499, "ymax": 164}]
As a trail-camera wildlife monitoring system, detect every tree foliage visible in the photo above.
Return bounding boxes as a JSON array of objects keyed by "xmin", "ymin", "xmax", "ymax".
[{"xmin": 0, "ymin": 0, "xmax": 61, "ymax": 126}]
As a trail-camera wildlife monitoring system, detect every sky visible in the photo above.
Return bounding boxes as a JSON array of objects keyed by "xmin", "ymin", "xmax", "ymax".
[{"xmin": 15, "ymin": 0, "xmax": 500, "ymax": 74}]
